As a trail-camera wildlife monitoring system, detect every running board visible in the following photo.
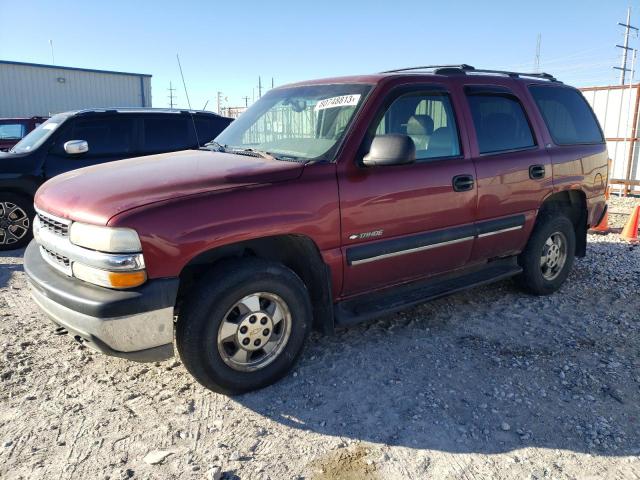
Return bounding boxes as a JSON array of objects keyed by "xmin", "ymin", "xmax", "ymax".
[{"xmin": 334, "ymin": 257, "xmax": 522, "ymax": 328}]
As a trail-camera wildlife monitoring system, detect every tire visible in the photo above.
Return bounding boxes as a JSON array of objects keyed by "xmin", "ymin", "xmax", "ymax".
[
  {"xmin": 176, "ymin": 258, "xmax": 312, "ymax": 395},
  {"xmin": 515, "ymin": 212, "xmax": 576, "ymax": 295},
  {"xmin": 0, "ymin": 193, "xmax": 34, "ymax": 251}
]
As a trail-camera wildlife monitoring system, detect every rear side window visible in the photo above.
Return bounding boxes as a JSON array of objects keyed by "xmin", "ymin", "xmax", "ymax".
[
  {"xmin": 142, "ymin": 117, "xmax": 192, "ymax": 153},
  {"xmin": 467, "ymin": 93, "xmax": 536, "ymax": 154},
  {"xmin": 194, "ymin": 117, "xmax": 231, "ymax": 144},
  {"xmin": 529, "ymin": 86, "xmax": 603, "ymax": 145}
]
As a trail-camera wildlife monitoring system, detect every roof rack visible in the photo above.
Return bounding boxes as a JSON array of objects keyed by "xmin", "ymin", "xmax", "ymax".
[
  {"xmin": 73, "ymin": 107, "xmax": 220, "ymax": 115},
  {"xmin": 380, "ymin": 64, "xmax": 559, "ymax": 82}
]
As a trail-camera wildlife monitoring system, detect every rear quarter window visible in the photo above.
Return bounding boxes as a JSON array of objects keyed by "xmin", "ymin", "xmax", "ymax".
[{"xmin": 529, "ymin": 85, "xmax": 603, "ymax": 145}]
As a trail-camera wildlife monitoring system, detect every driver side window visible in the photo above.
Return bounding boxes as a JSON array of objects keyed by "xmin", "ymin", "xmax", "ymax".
[
  {"xmin": 53, "ymin": 117, "xmax": 134, "ymax": 157},
  {"xmin": 376, "ymin": 92, "xmax": 461, "ymax": 160}
]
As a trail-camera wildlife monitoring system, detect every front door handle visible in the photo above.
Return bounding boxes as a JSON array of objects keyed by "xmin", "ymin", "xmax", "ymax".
[
  {"xmin": 452, "ymin": 174, "xmax": 475, "ymax": 192},
  {"xmin": 529, "ymin": 164, "xmax": 546, "ymax": 179}
]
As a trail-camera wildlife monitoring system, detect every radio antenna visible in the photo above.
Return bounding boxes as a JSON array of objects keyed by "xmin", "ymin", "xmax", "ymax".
[{"xmin": 176, "ymin": 53, "xmax": 200, "ymax": 147}]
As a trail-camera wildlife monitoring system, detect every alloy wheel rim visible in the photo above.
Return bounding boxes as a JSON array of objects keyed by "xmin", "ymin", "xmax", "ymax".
[
  {"xmin": 217, "ymin": 292, "xmax": 292, "ymax": 372},
  {"xmin": 540, "ymin": 231, "xmax": 567, "ymax": 281},
  {"xmin": 0, "ymin": 202, "xmax": 30, "ymax": 245}
]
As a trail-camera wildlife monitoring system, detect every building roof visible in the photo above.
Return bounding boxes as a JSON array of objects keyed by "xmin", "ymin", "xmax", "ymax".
[{"xmin": 0, "ymin": 60, "xmax": 151, "ymax": 78}]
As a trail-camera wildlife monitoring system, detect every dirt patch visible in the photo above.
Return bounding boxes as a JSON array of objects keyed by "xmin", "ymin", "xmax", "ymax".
[{"xmin": 310, "ymin": 445, "xmax": 379, "ymax": 480}]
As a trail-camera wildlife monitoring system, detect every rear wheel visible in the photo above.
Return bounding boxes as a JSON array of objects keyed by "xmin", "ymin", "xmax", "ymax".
[
  {"xmin": 515, "ymin": 213, "xmax": 576, "ymax": 295},
  {"xmin": 176, "ymin": 258, "xmax": 311, "ymax": 394},
  {"xmin": 0, "ymin": 193, "xmax": 34, "ymax": 251}
]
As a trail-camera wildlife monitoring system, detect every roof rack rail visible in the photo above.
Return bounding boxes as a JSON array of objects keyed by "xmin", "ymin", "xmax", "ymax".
[
  {"xmin": 380, "ymin": 64, "xmax": 559, "ymax": 82},
  {"xmin": 381, "ymin": 64, "xmax": 475, "ymax": 74},
  {"xmin": 73, "ymin": 107, "xmax": 220, "ymax": 116}
]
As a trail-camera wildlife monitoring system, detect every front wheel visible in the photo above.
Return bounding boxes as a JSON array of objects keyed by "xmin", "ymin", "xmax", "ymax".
[
  {"xmin": 0, "ymin": 193, "xmax": 34, "ymax": 251},
  {"xmin": 515, "ymin": 213, "xmax": 576, "ymax": 295},
  {"xmin": 176, "ymin": 258, "xmax": 311, "ymax": 394}
]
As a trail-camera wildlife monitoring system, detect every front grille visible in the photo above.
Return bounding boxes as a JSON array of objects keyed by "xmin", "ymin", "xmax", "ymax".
[
  {"xmin": 41, "ymin": 246, "xmax": 70, "ymax": 268},
  {"xmin": 37, "ymin": 211, "xmax": 70, "ymax": 237},
  {"xmin": 40, "ymin": 246, "xmax": 72, "ymax": 275}
]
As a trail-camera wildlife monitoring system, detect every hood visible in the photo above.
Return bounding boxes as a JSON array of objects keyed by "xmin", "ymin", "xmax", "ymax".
[{"xmin": 35, "ymin": 149, "xmax": 305, "ymax": 225}]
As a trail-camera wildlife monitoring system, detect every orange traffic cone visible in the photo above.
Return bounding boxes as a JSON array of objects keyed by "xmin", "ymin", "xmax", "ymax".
[
  {"xmin": 590, "ymin": 187, "xmax": 611, "ymax": 234},
  {"xmin": 590, "ymin": 208, "xmax": 610, "ymax": 233},
  {"xmin": 620, "ymin": 205, "xmax": 640, "ymax": 243}
]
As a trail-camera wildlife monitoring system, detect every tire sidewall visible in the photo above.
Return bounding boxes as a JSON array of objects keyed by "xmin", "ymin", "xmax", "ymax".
[
  {"xmin": 178, "ymin": 260, "xmax": 311, "ymax": 394},
  {"xmin": 520, "ymin": 214, "xmax": 576, "ymax": 295}
]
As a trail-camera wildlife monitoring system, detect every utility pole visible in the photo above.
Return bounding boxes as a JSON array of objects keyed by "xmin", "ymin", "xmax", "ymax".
[
  {"xmin": 615, "ymin": 7, "xmax": 638, "ymax": 85},
  {"xmin": 258, "ymin": 76, "xmax": 262, "ymax": 99},
  {"xmin": 168, "ymin": 81, "xmax": 177, "ymax": 109},
  {"xmin": 622, "ymin": 48, "xmax": 638, "ymax": 195},
  {"xmin": 217, "ymin": 91, "xmax": 224, "ymax": 115},
  {"xmin": 242, "ymin": 96, "xmax": 250, "ymax": 107},
  {"xmin": 271, "ymin": 77, "xmax": 274, "ymax": 89},
  {"xmin": 534, "ymin": 34, "xmax": 541, "ymax": 72},
  {"xmin": 49, "ymin": 40, "xmax": 55, "ymax": 65}
]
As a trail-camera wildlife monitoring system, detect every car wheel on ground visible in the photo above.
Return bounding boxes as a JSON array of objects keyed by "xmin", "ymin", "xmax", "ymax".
[
  {"xmin": 516, "ymin": 212, "xmax": 576, "ymax": 295},
  {"xmin": 176, "ymin": 258, "xmax": 312, "ymax": 395},
  {"xmin": 0, "ymin": 193, "xmax": 34, "ymax": 251}
]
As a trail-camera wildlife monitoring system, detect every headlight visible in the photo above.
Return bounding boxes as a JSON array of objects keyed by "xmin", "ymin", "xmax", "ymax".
[
  {"xmin": 70, "ymin": 222, "xmax": 142, "ymax": 253},
  {"xmin": 73, "ymin": 262, "xmax": 147, "ymax": 289}
]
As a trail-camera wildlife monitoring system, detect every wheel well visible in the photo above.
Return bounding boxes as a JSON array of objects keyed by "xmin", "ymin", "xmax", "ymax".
[
  {"xmin": 177, "ymin": 235, "xmax": 334, "ymax": 333},
  {"xmin": 539, "ymin": 190, "xmax": 587, "ymax": 257}
]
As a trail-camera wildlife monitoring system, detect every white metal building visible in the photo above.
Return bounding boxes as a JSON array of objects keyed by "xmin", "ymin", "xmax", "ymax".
[
  {"xmin": 580, "ymin": 84, "xmax": 640, "ymax": 194},
  {"xmin": 0, "ymin": 60, "xmax": 152, "ymax": 117}
]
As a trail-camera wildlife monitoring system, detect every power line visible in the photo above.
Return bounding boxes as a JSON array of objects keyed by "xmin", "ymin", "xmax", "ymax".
[{"xmin": 614, "ymin": 7, "xmax": 638, "ymax": 85}]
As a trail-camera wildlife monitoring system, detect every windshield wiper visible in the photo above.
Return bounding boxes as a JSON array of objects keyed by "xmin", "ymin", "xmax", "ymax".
[
  {"xmin": 227, "ymin": 147, "xmax": 278, "ymax": 161},
  {"xmin": 214, "ymin": 145, "xmax": 306, "ymax": 163},
  {"xmin": 202, "ymin": 141, "xmax": 227, "ymax": 152}
]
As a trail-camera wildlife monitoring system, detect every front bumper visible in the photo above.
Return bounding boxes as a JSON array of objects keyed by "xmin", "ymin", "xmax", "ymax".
[{"xmin": 24, "ymin": 241, "xmax": 179, "ymax": 362}]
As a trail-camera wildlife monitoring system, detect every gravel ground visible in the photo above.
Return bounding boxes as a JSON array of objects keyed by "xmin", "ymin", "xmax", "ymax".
[{"xmin": 1, "ymin": 197, "xmax": 639, "ymax": 480}]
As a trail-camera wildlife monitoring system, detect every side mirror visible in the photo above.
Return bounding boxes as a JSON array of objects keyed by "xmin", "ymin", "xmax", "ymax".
[
  {"xmin": 64, "ymin": 140, "xmax": 89, "ymax": 155},
  {"xmin": 362, "ymin": 134, "xmax": 415, "ymax": 167}
]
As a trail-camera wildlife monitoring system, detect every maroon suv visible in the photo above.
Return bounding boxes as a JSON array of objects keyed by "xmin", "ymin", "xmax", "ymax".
[
  {"xmin": 0, "ymin": 117, "xmax": 46, "ymax": 151},
  {"xmin": 24, "ymin": 65, "xmax": 608, "ymax": 394}
]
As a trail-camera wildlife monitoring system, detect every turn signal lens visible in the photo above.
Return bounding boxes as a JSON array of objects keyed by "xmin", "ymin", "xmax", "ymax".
[
  {"xmin": 108, "ymin": 271, "xmax": 147, "ymax": 289},
  {"xmin": 73, "ymin": 262, "xmax": 146, "ymax": 289}
]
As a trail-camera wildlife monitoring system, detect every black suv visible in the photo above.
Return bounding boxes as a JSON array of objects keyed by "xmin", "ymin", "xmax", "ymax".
[{"xmin": 0, "ymin": 108, "xmax": 232, "ymax": 250}]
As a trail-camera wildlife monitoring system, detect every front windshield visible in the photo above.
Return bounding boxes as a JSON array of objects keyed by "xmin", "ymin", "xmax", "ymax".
[
  {"xmin": 10, "ymin": 114, "xmax": 67, "ymax": 154},
  {"xmin": 214, "ymin": 83, "xmax": 372, "ymax": 162}
]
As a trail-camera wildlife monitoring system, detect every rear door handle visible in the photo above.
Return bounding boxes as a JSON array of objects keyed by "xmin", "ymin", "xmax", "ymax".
[
  {"xmin": 452, "ymin": 174, "xmax": 475, "ymax": 192},
  {"xmin": 529, "ymin": 164, "xmax": 545, "ymax": 179}
]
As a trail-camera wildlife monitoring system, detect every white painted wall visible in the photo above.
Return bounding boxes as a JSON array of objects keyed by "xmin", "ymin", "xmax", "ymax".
[
  {"xmin": 581, "ymin": 85, "xmax": 639, "ymax": 192},
  {"xmin": 0, "ymin": 62, "xmax": 151, "ymax": 117}
]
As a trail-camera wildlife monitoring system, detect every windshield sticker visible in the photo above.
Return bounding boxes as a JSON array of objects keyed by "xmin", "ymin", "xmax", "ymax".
[
  {"xmin": 315, "ymin": 94, "xmax": 361, "ymax": 111},
  {"xmin": 42, "ymin": 123, "xmax": 58, "ymax": 130}
]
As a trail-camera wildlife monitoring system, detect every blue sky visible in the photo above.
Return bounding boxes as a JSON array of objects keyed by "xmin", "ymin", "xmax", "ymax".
[{"xmin": 0, "ymin": 0, "xmax": 635, "ymax": 112}]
